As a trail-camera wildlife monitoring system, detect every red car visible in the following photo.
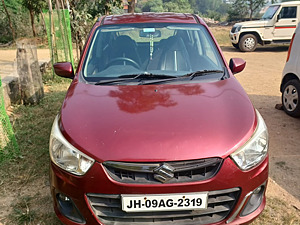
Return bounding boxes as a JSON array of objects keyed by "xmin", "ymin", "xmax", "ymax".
[{"xmin": 49, "ymin": 13, "xmax": 269, "ymax": 225}]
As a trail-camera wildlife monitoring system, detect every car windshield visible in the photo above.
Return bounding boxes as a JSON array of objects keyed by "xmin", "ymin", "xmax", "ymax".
[
  {"xmin": 262, "ymin": 5, "xmax": 280, "ymax": 20},
  {"xmin": 82, "ymin": 23, "xmax": 224, "ymax": 82}
]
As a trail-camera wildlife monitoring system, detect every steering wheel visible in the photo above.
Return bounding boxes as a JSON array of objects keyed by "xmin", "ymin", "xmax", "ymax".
[{"xmin": 106, "ymin": 57, "xmax": 140, "ymax": 69}]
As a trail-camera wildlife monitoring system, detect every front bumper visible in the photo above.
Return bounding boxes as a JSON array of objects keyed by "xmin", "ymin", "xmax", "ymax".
[
  {"xmin": 50, "ymin": 156, "xmax": 268, "ymax": 225},
  {"xmin": 230, "ymin": 32, "xmax": 240, "ymax": 44}
]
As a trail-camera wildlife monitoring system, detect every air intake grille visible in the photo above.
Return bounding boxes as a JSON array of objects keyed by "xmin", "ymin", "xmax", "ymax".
[
  {"xmin": 103, "ymin": 158, "xmax": 222, "ymax": 184},
  {"xmin": 86, "ymin": 187, "xmax": 240, "ymax": 225}
]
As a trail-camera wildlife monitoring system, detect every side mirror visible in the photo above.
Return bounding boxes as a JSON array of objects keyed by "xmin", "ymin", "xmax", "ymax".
[
  {"xmin": 229, "ymin": 58, "xmax": 246, "ymax": 74},
  {"xmin": 53, "ymin": 62, "xmax": 74, "ymax": 79}
]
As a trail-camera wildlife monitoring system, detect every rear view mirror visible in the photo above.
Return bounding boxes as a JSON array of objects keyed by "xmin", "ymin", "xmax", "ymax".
[
  {"xmin": 53, "ymin": 62, "xmax": 74, "ymax": 79},
  {"xmin": 229, "ymin": 58, "xmax": 246, "ymax": 74},
  {"xmin": 139, "ymin": 28, "xmax": 161, "ymax": 38}
]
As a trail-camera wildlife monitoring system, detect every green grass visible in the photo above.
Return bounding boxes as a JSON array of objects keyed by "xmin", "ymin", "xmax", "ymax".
[{"xmin": 0, "ymin": 71, "xmax": 70, "ymax": 224}]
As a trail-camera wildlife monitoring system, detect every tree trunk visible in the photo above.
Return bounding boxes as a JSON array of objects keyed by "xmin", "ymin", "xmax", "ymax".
[
  {"xmin": 128, "ymin": 0, "xmax": 135, "ymax": 13},
  {"xmin": 75, "ymin": 33, "xmax": 79, "ymax": 62},
  {"xmin": 78, "ymin": 31, "xmax": 84, "ymax": 55},
  {"xmin": 40, "ymin": 9, "xmax": 47, "ymax": 35},
  {"xmin": 29, "ymin": 8, "xmax": 37, "ymax": 37},
  {"xmin": 105, "ymin": 0, "xmax": 110, "ymax": 15},
  {"xmin": 17, "ymin": 40, "xmax": 44, "ymax": 105},
  {"xmin": 1, "ymin": 0, "xmax": 16, "ymax": 42}
]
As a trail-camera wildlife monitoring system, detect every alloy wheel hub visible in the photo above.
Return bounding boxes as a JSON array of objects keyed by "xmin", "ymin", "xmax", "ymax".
[
  {"xmin": 283, "ymin": 84, "xmax": 298, "ymax": 111},
  {"xmin": 244, "ymin": 38, "xmax": 255, "ymax": 49}
]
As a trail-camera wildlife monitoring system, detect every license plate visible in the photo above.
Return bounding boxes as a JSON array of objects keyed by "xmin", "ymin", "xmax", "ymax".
[{"xmin": 121, "ymin": 192, "xmax": 208, "ymax": 212}]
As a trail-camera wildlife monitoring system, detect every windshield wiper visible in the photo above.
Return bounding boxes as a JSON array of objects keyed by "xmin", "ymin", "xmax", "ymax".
[
  {"xmin": 95, "ymin": 74, "xmax": 142, "ymax": 85},
  {"xmin": 94, "ymin": 70, "xmax": 224, "ymax": 85},
  {"xmin": 140, "ymin": 69, "xmax": 225, "ymax": 85},
  {"xmin": 183, "ymin": 69, "xmax": 224, "ymax": 80},
  {"xmin": 95, "ymin": 73, "xmax": 177, "ymax": 85}
]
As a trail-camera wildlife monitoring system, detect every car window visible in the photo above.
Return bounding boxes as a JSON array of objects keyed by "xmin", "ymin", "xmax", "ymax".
[
  {"xmin": 262, "ymin": 5, "xmax": 280, "ymax": 19},
  {"xmin": 279, "ymin": 6, "xmax": 297, "ymax": 19},
  {"xmin": 196, "ymin": 29, "xmax": 220, "ymax": 66},
  {"xmin": 82, "ymin": 23, "xmax": 224, "ymax": 81}
]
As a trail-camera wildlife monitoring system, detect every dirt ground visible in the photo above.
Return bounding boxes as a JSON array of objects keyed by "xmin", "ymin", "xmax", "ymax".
[
  {"xmin": 0, "ymin": 49, "xmax": 50, "ymax": 80},
  {"xmin": 0, "ymin": 44, "xmax": 300, "ymax": 223}
]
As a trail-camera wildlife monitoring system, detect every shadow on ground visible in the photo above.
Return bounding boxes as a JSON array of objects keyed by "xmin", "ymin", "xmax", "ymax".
[{"xmin": 221, "ymin": 45, "xmax": 289, "ymax": 53}]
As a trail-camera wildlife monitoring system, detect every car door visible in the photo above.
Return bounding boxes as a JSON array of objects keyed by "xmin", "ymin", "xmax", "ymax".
[{"xmin": 273, "ymin": 6, "xmax": 298, "ymax": 39}]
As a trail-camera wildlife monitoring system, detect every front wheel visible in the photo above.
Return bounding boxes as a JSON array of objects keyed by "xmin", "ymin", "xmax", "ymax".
[
  {"xmin": 239, "ymin": 34, "xmax": 257, "ymax": 52},
  {"xmin": 282, "ymin": 79, "xmax": 300, "ymax": 117}
]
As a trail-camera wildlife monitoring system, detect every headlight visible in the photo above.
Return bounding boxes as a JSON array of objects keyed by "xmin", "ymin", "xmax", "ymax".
[
  {"xmin": 230, "ymin": 110, "xmax": 268, "ymax": 171},
  {"xmin": 233, "ymin": 25, "xmax": 242, "ymax": 33},
  {"xmin": 49, "ymin": 115, "xmax": 95, "ymax": 175}
]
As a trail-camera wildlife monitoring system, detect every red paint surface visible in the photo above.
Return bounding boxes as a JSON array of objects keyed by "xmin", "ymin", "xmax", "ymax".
[
  {"xmin": 275, "ymin": 26, "xmax": 297, "ymax": 29},
  {"xmin": 102, "ymin": 13, "xmax": 198, "ymax": 25},
  {"xmin": 60, "ymin": 78, "xmax": 256, "ymax": 163},
  {"xmin": 50, "ymin": 156, "xmax": 268, "ymax": 225}
]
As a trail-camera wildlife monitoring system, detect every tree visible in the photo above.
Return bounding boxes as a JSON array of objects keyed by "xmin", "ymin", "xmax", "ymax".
[
  {"xmin": 188, "ymin": 0, "xmax": 228, "ymax": 20},
  {"xmin": 227, "ymin": 0, "xmax": 248, "ymax": 21},
  {"xmin": 136, "ymin": 0, "xmax": 228, "ymax": 20},
  {"xmin": 140, "ymin": 0, "xmax": 164, "ymax": 12},
  {"xmin": 138, "ymin": 0, "xmax": 193, "ymax": 13},
  {"xmin": 1, "ymin": 0, "xmax": 15, "ymax": 41},
  {"xmin": 188, "ymin": 0, "xmax": 223, "ymax": 14},
  {"xmin": 128, "ymin": 0, "xmax": 135, "ymax": 13},
  {"xmin": 67, "ymin": 0, "xmax": 122, "ymax": 55},
  {"xmin": 87, "ymin": 0, "xmax": 122, "ymax": 16},
  {"xmin": 248, "ymin": 0, "xmax": 265, "ymax": 20},
  {"xmin": 163, "ymin": 0, "xmax": 193, "ymax": 13},
  {"xmin": 229, "ymin": 0, "xmax": 265, "ymax": 20},
  {"xmin": 22, "ymin": 0, "xmax": 46, "ymax": 37}
]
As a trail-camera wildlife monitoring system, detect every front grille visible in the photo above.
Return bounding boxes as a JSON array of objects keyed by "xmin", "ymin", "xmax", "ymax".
[
  {"xmin": 103, "ymin": 158, "xmax": 222, "ymax": 184},
  {"xmin": 86, "ymin": 187, "xmax": 241, "ymax": 225}
]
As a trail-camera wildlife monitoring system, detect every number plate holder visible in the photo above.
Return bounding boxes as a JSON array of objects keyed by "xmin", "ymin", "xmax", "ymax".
[{"xmin": 121, "ymin": 192, "xmax": 208, "ymax": 212}]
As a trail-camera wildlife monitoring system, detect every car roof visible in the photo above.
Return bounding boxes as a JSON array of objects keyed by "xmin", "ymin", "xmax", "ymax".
[
  {"xmin": 272, "ymin": 1, "xmax": 300, "ymax": 6},
  {"xmin": 101, "ymin": 13, "xmax": 200, "ymax": 25}
]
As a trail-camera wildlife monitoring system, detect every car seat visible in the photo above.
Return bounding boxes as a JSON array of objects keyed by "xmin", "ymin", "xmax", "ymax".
[
  {"xmin": 147, "ymin": 36, "xmax": 192, "ymax": 72},
  {"xmin": 109, "ymin": 35, "xmax": 141, "ymax": 67}
]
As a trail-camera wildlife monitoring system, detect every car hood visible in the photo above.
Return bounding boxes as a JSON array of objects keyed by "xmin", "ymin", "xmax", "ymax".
[
  {"xmin": 236, "ymin": 20, "xmax": 268, "ymax": 28},
  {"xmin": 60, "ymin": 78, "xmax": 256, "ymax": 162}
]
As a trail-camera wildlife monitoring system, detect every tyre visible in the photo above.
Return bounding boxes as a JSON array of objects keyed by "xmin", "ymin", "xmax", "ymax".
[
  {"xmin": 232, "ymin": 43, "xmax": 239, "ymax": 49},
  {"xmin": 238, "ymin": 34, "xmax": 257, "ymax": 52},
  {"xmin": 282, "ymin": 79, "xmax": 300, "ymax": 117}
]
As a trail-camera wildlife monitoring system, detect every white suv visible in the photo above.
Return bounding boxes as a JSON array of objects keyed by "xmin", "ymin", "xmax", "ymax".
[
  {"xmin": 281, "ymin": 22, "xmax": 300, "ymax": 117},
  {"xmin": 230, "ymin": 1, "xmax": 300, "ymax": 52}
]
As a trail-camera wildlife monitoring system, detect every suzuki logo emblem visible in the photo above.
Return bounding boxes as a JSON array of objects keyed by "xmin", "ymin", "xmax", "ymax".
[{"xmin": 153, "ymin": 163, "xmax": 175, "ymax": 183}]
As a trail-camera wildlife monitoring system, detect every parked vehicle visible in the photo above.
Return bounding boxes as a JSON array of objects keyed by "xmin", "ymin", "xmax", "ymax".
[
  {"xmin": 230, "ymin": 1, "xmax": 300, "ymax": 52},
  {"xmin": 281, "ymin": 22, "xmax": 300, "ymax": 117},
  {"xmin": 49, "ymin": 13, "xmax": 269, "ymax": 225}
]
